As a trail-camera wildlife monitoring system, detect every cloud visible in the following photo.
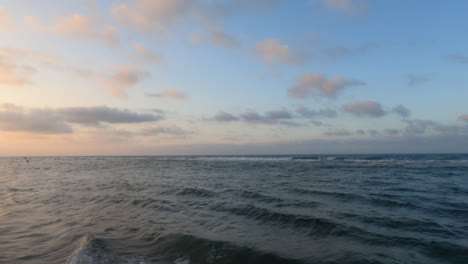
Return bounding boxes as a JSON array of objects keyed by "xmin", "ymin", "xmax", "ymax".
[
  {"xmin": 325, "ymin": 129, "xmax": 353, "ymax": 136},
  {"xmin": 254, "ymin": 39, "xmax": 303, "ymax": 66},
  {"xmin": 23, "ymin": 15, "xmax": 44, "ymax": 31},
  {"xmin": 141, "ymin": 125, "xmax": 192, "ymax": 136},
  {"xmin": 242, "ymin": 109, "xmax": 293, "ymax": 125},
  {"xmin": 102, "ymin": 65, "xmax": 150, "ymax": 96},
  {"xmin": 289, "ymin": 73, "xmax": 365, "ymax": 99},
  {"xmin": 343, "ymin": 100, "xmax": 385, "ymax": 117},
  {"xmin": 384, "ymin": 129, "xmax": 400, "ymax": 135},
  {"xmin": 444, "ymin": 54, "xmax": 468, "ymax": 64},
  {"xmin": 193, "ymin": 26, "xmax": 240, "ymax": 49},
  {"xmin": 212, "ymin": 109, "xmax": 296, "ymax": 125},
  {"xmin": 407, "ymin": 73, "xmax": 431, "ymax": 86},
  {"xmin": 145, "ymin": 89, "xmax": 186, "ymax": 99},
  {"xmin": 393, "ymin": 104, "xmax": 411, "ymax": 118},
  {"xmin": 265, "ymin": 109, "xmax": 292, "ymax": 119},
  {"xmin": 297, "ymin": 106, "xmax": 337, "ymax": 118},
  {"xmin": 460, "ymin": 115, "xmax": 468, "ymax": 123},
  {"xmin": 0, "ymin": 7, "xmax": 14, "ymax": 30},
  {"xmin": 325, "ymin": 128, "xmax": 379, "ymax": 137},
  {"xmin": 367, "ymin": 129, "xmax": 379, "ymax": 137},
  {"xmin": 212, "ymin": 111, "xmax": 239, "ymax": 122},
  {"xmin": 355, "ymin": 129, "xmax": 365, "ymax": 135},
  {"xmin": 134, "ymin": 43, "xmax": 164, "ymax": 64},
  {"xmin": 59, "ymin": 106, "xmax": 163, "ymax": 126},
  {"xmin": 321, "ymin": 0, "xmax": 370, "ymax": 15},
  {"xmin": 111, "ymin": 0, "xmax": 191, "ymax": 34},
  {"xmin": 0, "ymin": 47, "xmax": 63, "ymax": 88},
  {"xmin": 0, "ymin": 103, "xmax": 163, "ymax": 134},
  {"xmin": 52, "ymin": 14, "xmax": 119, "ymax": 45},
  {"xmin": 0, "ymin": 48, "xmax": 60, "ymax": 66},
  {"xmin": 322, "ymin": 43, "xmax": 377, "ymax": 60},
  {"xmin": 209, "ymin": 26, "xmax": 239, "ymax": 48},
  {"xmin": 0, "ymin": 60, "xmax": 34, "ymax": 88},
  {"xmin": 403, "ymin": 119, "xmax": 435, "ymax": 135},
  {"xmin": 0, "ymin": 104, "xmax": 72, "ymax": 134}
]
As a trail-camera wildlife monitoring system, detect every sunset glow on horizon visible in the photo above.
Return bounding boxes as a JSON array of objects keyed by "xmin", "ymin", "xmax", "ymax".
[{"xmin": 1, "ymin": 0, "xmax": 468, "ymax": 156}]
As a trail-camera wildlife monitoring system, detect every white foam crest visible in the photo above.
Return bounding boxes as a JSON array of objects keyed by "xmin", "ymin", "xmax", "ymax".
[{"xmin": 174, "ymin": 256, "xmax": 190, "ymax": 264}]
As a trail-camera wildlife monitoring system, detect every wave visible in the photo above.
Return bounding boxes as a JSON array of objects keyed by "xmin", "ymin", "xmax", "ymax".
[
  {"xmin": 67, "ymin": 234, "xmax": 304, "ymax": 264},
  {"xmin": 194, "ymin": 156, "xmax": 293, "ymax": 162},
  {"xmin": 149, "ymin": 233, "xmax": 304, "ymax": 264},
  {"xmin": 67, "ymin": 236, "xmax": 153, "ymax": 264},
  {"xmin": 177, "ymin": 187, "xmax": 216, "ymax": 198},
  {"xmin": 212, "ymin": 204, "xmax": 341, "ymax": 236}
]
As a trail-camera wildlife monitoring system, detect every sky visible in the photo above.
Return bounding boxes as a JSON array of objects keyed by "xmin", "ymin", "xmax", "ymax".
[{"xmin": 0, "ymin": 0, "xmax": 467, "ymax": 156}]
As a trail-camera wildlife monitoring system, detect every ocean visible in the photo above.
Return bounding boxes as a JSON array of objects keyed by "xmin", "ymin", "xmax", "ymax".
[{"xmin": 0, "ymin": 154, "xmax": 467, "ymax": 264}]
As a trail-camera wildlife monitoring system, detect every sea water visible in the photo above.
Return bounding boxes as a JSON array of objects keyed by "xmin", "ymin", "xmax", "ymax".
[{"xmin": 0, "ymin": 154, "xmax": 467, "ymax": 263}]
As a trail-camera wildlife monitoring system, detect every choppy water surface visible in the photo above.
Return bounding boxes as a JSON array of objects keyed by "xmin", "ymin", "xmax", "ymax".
[{"xmin": 0, "ymin": 154, "xmax": 467, "ymax": 264}]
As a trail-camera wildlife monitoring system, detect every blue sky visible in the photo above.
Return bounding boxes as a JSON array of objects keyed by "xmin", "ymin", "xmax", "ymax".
[{"xmin": 0, "ymin": 0, "xmax": 467, "ymax": 155}]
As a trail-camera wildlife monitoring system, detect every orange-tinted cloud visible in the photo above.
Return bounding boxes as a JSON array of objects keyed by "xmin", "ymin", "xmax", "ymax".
[
  {"xmin": 0, "ymin": 60, "xmax": 34, "ymax": 88},
  {"xmin": 289, "ymin": 73, "xmax": 364, "ymax": 98},
  {"xmin": 102, "ymin": 65, "xmax": 150, "ymax": 97},
  {"xmin": 0, "ymin": 7, "xmax": 14, "ymax": 30},
  {"xmin": 254, "ymin": 39, "xmax": 303, "ymax": 66},
  {"xmin": 134, "ymin": 43, "xmax": 164, "ymax": 64},
  {"xmin": 52, "ymin": 14, "xmax": 119, "ymax": 45},
  {"xmin": 459, "ymin": 115, "xmax": 468, "ymax": 122}
]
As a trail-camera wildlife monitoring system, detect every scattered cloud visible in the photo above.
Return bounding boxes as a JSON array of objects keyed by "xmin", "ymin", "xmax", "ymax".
[
  {"xmin": 297, "ymin": 106, "xmax": 337, "ymax": 118},
  {"xmin": 320, "ymin": 0, "xmax": 370, "ymax": 15},
  {"xmin": 459, "ymin": 115, "xmax": 468, "ymax": 123},
  {"xmin": 367, "ymin": 129, "xmax": 379, "ymax": 137},
  {"xmin": 343, "ymin": 100, "xmax": 385, "ymax": 117},
  {"xmin": 289, "ymin": 73, "xmax": 365, "ymax": 99},
  {"xmin": 403, "ymin": 119, "xmax": 435, "ymax": 135},
  {"xmin": 59, "ymin": 106, "xmax": 163, "ymax": 126},
  {"xmin": 211, "ymin": 109, "xmax": 296, "ymax": 126},
  {"xmin": 52, "ymin": 14, "xmax": 119, "ymax": 45},
  {"xmin": 325, "ymin": 129, "xmax": 353, "ymax": 136},
  {"xmin": 325, "ymin": 128, "xmax": 379, "ymax": 137},
  {"xmin": 0, "ymin": 60, "xmax": 34, "ymax": 88},
  {"xmin": 265, "ymin": 109, "xmax": 292, "ymax": 120},
  {"xmin": 393, "ymin": 104, "xmax": 411, "ymax": 118},
  {"xmin": 0, "ymin": 48, "xmax": 60, "ymax": 66},
  {"xmin": 444, "ymin": 54, "xmax": 468, "ymax": 64},
  {"xmin": 141, "ymin": 125, "xmax": 192, "ymax": 136},
  {"xmin": 322, "ymin": 43, "xmax": 377, "ymax": 60},
  {"xmin": 134, "ymin": 43, "xmax": 164, "ymax": 64},
  {"xmin": 111, "ymin": 0, "xmax": 192, "ymax": 34},
  {"xmin": 23, "ymin": 15, "xmax": 44, "ymax": 31},
  {"xmin": 102, "ymin": 65, "xmax": 150, "ymax": 97},
  {"xmin": 355, "ymin": 129, "xmax": 365, "ymax": 135},
  {"xmin": 212, "ymin": 111, "xmax": 239, "ymax": 122},
  {"xmin": 384, "ymin": 128, "xmax": 400, "ymax": 135},
  {"xmin": 241, "ymin": 109, "xmax": 293, "ymax": 125},
  {"xmin": 0, "ymin": 103, "xmax": 163, "ymax": 134},
  {"xmin": 0, "ymin": 104, "xmax": 72, "ymax": 134},
  {"xmin": 254, "ymin": 39, "xmax": 303, "ymax": 66},
  {"xmin": 192, "ymin": 26, "xmax": 240, "ymax": 49},
  {"xmin": 407, "ymin": 73, "xmax": 431, "ymax": 86},
  {"xmin": 145, "ymin": 89, "xmax": 186, "ymax": 99},
  {"xmin": 0, "ymin": 7, "xmax": 14, "ymax": 30},
  {"xmin": 0, "ymin": 47, "xmax": 65, "ymax": 88}
]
